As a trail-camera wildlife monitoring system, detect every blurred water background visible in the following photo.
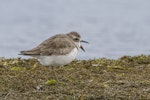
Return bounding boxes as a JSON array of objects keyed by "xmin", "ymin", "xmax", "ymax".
[{"xmin": 0, "ymin": 0, "xmax": 150, "ymax": 59}]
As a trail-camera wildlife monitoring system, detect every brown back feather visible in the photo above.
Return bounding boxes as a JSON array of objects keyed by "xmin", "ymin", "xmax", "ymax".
[{"xmin": 20, "ymin": 34, "xmax": 76, "ymax": 56}]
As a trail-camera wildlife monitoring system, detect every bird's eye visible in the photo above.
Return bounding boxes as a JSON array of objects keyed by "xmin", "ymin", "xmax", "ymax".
[{"xmin": 74, "ymin": 38, "xmax": 79, "ymax": 41}]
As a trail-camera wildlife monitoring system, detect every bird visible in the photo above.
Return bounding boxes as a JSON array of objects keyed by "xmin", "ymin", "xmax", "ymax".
[{"xmin": 20, "ymin": 31, "xmax": 88, "ymax": 81}]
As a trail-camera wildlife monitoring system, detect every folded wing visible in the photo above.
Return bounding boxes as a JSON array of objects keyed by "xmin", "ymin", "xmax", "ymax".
[{"xmin": 20, "ymin": 34, "xmax": 76, "ymax": 56}]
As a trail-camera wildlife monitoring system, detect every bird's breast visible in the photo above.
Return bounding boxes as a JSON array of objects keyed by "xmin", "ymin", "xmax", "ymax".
[{"xmin": 36, "ymin": 48, "xmax": 78, "ymax": 66}]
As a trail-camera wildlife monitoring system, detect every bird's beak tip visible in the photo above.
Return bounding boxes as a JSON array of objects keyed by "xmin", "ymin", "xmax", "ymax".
[
  {"xmin": 81, "ymin": 40, "xmax": 89, "ymax": 44},
  {"xmin": 80, "ymin": 45, "xmax": 85, "ymax": 52}
]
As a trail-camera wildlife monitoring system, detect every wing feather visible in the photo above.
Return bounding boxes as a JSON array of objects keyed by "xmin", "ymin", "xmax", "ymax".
[{"xmin": 20, "ymin": 34, "xmax": 76, "ymax": 56}]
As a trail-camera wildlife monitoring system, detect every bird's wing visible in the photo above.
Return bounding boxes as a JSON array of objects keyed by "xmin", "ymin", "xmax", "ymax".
[{"xmin": 20, "ymin": 34, "xmax": 76, "ymax": 56}]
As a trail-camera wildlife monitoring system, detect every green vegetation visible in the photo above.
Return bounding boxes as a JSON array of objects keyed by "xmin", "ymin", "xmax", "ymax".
[
  {"xmin": 0, "ymin": 55, "xmax": 150, "ymax": 100},
  {"xmin": 45, "ymin": 79, "xmax": 57, "ymax": 85}
]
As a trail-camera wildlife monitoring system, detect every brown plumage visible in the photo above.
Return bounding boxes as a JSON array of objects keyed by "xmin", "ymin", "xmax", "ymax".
[{"xmin": 20, "ymin": 32, "xmax": 80, "ymax": 56}]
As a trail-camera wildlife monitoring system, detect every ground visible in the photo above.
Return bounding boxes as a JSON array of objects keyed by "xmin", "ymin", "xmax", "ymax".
[{"xmin": 0, "ymin": 55, "xmax": 150, "ymax": 100}]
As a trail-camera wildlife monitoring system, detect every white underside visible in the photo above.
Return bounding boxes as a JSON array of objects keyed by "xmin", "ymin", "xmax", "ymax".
[{"xmin": 35, "ymin": 48, "xmax": 78, "ymax": 66}]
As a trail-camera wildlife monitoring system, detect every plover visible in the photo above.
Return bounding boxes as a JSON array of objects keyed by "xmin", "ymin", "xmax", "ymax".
[{"xmin": 20, "ymin": 31, "xmax": 88, "ymax": 80}]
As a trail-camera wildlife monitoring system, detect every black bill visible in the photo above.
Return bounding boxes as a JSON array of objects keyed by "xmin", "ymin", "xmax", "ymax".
[
  {"xmin": 80, "ymin": 40, "xmax": 89, "ymax": 44},
  {"xmin": 80, "ymin": 45, "xmax": 85, "ymax": 52}
]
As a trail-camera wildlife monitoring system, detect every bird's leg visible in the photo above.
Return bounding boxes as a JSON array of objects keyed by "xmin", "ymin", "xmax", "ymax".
[{"xmin": 51, "ymin": 66, "xmax": 59, "ymax": 82}]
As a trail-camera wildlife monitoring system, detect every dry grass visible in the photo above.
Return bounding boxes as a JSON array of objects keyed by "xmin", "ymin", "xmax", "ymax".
[{"xmin": 0, "ymin": 55, "xmax": 150, "ymax": 100}]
